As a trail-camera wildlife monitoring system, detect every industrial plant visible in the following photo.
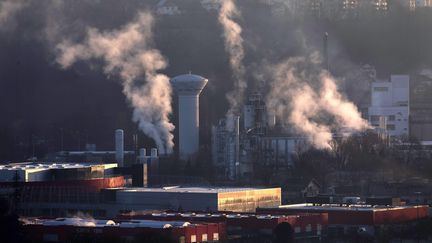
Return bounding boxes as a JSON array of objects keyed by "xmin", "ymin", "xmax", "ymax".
[
  {"xmin": 1, "ymin": 0, "xmax": 432, "ymax": 243},
  {"xmin": 1, "ymin": 70, "xmax": 431, "ymax": 242}
]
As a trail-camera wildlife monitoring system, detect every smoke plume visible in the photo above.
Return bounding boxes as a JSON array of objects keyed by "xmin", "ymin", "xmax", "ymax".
[
  {"xmin": 0, "ymin": 0, "xmax": 29, "ymax": 27},
  {"xmin": 420, "ymin": 69, "xmax": 432, "ymax": 79},
  {"xmin": 319, "ymin": 74, "xmax": 370, "ymax": 131},
  {"xmin": 265, "ymin": 54, "xmax": 369, "ymax": 149},
  {"xmin": 56, "ymin": 12, "xmax": 174, "ymax": 154},
  {"xmin": 218, "ymin": 0, "xmax": 246, "ymax": 115}
]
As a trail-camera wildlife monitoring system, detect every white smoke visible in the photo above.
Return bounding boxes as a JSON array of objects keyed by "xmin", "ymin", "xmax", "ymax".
[
  {"xmin": 218, "ymin": 0, "xmax": 246, "ymax": 115},
  {"xmin": 420, "ymin": 69, "xmax": 432, "ymax": 79},
  {"xmin": 266, "ymin": 54, "xmax": 370, "ymax": 149},
  {"xmin": 290, "ymin": 85, "xmax": 333, "ymax": 149},
  {"xmin": 319, "ymin": 73, "xmax": 370, "ymax": 131},
  {"xmin": 0, "ymin": 0, "xmax": 29, "ymax": 26},
  {"xmin": 56, "ymin": 12, "xmax": 175, "ymax": 154}
]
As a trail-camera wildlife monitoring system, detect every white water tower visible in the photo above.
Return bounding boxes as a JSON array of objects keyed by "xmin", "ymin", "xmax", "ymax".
[{"xmin": 170, "ymin": 73, "xmax": 208, "ymax": 160}]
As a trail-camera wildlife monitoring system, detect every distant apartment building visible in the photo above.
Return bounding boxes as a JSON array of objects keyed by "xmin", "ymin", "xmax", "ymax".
[
  {"xmin": 286, "ymin": 0, "xmax": 397, "ymax": 19},
  {"xmin": 156, "ymin": 0, "xmax": 181, "ymax": 15},
  {"xmin": 200, "ymin": 0, "xmax": 222, "ymax": 11},
  {"xmin": 295, "ymin": 0, "xmax": 323, "ymax": 18},
  {"xmin": 410, "ymin": 72, "xmax": 432, "ymax": 141},
  {"xmin": 368, "ymin": 75, "xmax": 410, "ymax": 138},
  {"xmin": 417, "ymin": 0, "xmax": 432, "ymax": 7},
  {"xmin": 372, "ymin": 0, "xmax": 389, "ymax": 11}
]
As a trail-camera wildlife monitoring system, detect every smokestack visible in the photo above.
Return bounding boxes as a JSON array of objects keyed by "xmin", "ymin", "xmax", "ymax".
[
  {"xmin": 323, "ymin": 32, "xmax": 329, "ymax": 72},
  {"xmin": 149, "ymin": 147, "xmax": 159, "ymax": 184},
  {"xmin": 170, "ymin": 73, "xmax": 208, "ymax": 161},
  {"xmin": 139, "ymin": 148, "xmax": 147, "ymax": 164},
  {"xmin": 115, "ymin": 129, "xmax": 124, "ymax": 167},
  {"xmin": 234, "ymin": 115, "xmax": 240, "ymax": 179},
  {"xmin": 150, "ymin": 148, "xmax": 158, "ymax": 158}
]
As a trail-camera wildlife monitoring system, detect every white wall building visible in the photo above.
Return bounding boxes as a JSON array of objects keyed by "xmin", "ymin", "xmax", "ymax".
[{"xmin": 368, "ymin": 75, "xmax": 410, "ymax": 137}]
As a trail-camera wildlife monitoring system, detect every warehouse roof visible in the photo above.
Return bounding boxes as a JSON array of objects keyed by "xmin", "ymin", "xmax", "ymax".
[
  {"xmin": 0, "ymin": 162, "xmax": 117, "ymax": 171},
  {"xmin": 278, "ymin": 203, "xmax": 425, "ymax": 212},
  {"xmin": 25, "ymin": 218, "xmax": 192, "ymax": 229},
  {"xmin": 120, "ymin": 186, "xmax": 275, "ymax": 194}
]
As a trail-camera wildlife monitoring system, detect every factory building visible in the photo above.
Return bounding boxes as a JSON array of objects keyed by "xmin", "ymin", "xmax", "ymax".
[
  {"xmin": 1, "ymin": 163, "xmax": 281, "ymax": 217},
  {"xmin": 0, "ymin": 162, "xmax": 118, "ymax": 182},
  {"xmin": 22, "ymin": 210, "xmax": 328, "ymax": 243},
  {"xmin": 54, "ymin": 130, "xmax": 160, "ymax": 178},
  {"xmin": 212, "ymin": 92, "xmax": 308, "ymax": 180},
  {"xmin": 257, "ymin": 136, "xmax": 309, "ymax": 168},
  {"xmin": 211, "ymin": 116, "xmax": 243, "ymax": 180},
  {"xmin": 368, "ymin": 75, "xmax": 410, "ymax": 138},
  {"xmin": 112, "ymin": 187, "xmax": 281, "ymax": 214},
  {"xmin": 258, "ymin": 203, "xmax": 429, "ymax": 236},
  {"xmin": 23, "ymin": 217, "xmax": 225, "ymax": 243},
  {"xmin": 410, "ymin": 72, "xmax": 432, "ymax": 141},
  {"xmin": 0, "ymin": 162, "xmax": 124, "ymax": 217},
  {"xmin": 170, "ymin": 73, "xmax": 208, "ymax": 161},
  {"xmin": 243, "ymin": 92, "xmax": 274, "ymax": 133},
  {"xmin": 120, "ymin": 211, "xmax": 328, "ymax": 241},
  {"xmin": 212, "ymin": 92, "xmax": 272, "ymax": 179}
]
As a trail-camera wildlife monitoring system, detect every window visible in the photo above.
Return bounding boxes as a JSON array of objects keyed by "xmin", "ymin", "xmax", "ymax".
[
  {"xmin": 191, "ymin": 235, "xmax": 196, "ymax": 243},
  {"xmin": 213, "ymin": 233, "xmax": 219, "ymax": 241},
  {"xmin": 374, "ymin": 86, "xmax": 389, "ymax": 92},
  {"xmin": 202, "ymin": 234, "xmax": 208, "ymax": 242},
  {"xmin": 295, "ymin": 227, "xmax": 301, "ymax": 233},
  {"xmin": 388, "ymin": 115, "xmax": 395, "ymax": 121},
  {"xmin": 178, "ymin": 236, "xmax": 185, "ymax": 243},
  {"xmin": 306, "ymin": 224, "xmax": 312, "ymax": 232},
  {"xmin": 386, "ymin": 124, "xmax": 395, "ymax": 130}
]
